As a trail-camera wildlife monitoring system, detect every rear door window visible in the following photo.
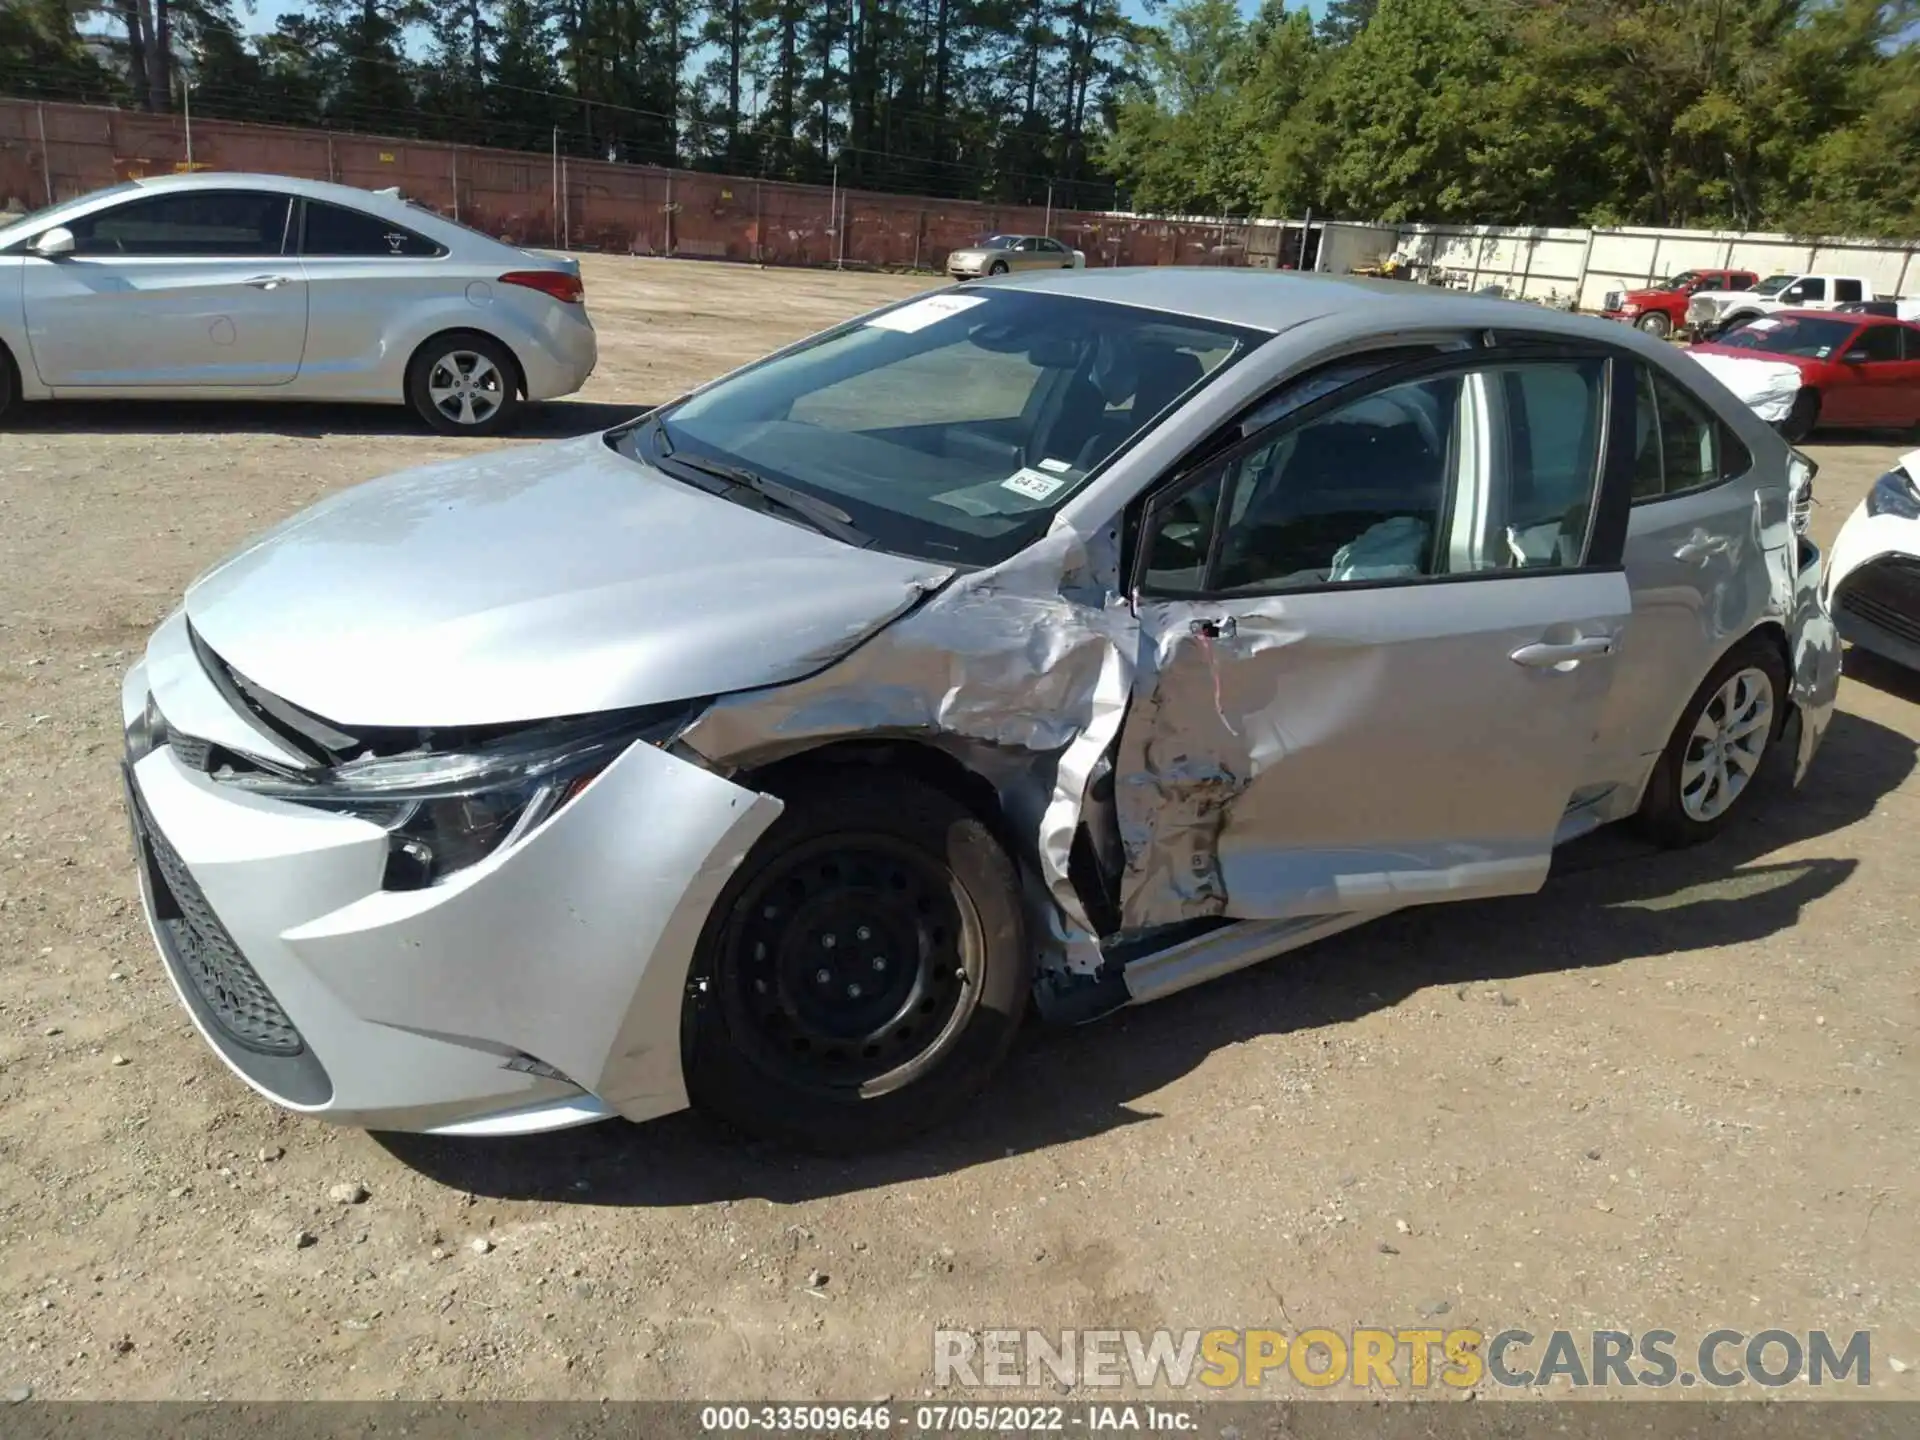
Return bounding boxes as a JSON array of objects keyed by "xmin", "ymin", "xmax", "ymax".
[
  {"xmin": 1631, "ymin": 365, "xmax": 1749, "ymax": 501},
  {"xmin": 1834, "ymin": 279, "xmax": 1864, "ymax": 304},
  {"xmin": 300, "ymin": 199, "xmax": 446, "ymax": 257}
]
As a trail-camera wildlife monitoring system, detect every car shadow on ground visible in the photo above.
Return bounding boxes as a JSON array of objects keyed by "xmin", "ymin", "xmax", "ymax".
[
  {"xmin": 7, "ymin": 397, "xmax": 646, "ymax": 439},
  {"xmin": 376, "ymin": 706, "xmax": 1914, "ymax": 1207},
  {"xmin": 1842, "ymin": 645, "xmax": 1920, "ymax": 704}
]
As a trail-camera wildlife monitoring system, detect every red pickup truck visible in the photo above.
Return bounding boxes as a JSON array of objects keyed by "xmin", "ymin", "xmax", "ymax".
[{"xmin": 1599, "ymin": 269, "xmax": 1760, "ymax": 339}]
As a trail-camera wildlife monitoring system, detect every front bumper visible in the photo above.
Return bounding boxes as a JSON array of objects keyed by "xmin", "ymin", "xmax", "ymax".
[
  {"xmin": 1827, "ymin": 499, "xmax": 1920, "ymax": 672},
  {"xmin": 120, "ymin": 653, "xmax": 780, "ymax": 1135}
]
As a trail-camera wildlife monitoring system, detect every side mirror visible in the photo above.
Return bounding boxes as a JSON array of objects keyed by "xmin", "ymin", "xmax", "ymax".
[
  {"xmin": 30, "ymin": 226, "xmax": 74, "ymax": 257},
  {"xmin": 1842, "ymin": 349, "xmax": 1869, "ymax": 365}
]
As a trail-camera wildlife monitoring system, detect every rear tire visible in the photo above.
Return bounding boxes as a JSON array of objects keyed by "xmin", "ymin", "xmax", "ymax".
[
  {"xmin": 1781, "ymin": 388, "xmax": 1820, "ymax": 443},
  {"xmin": 406, "ymin": 331, "xmax": 522, "ymax": 436},
  {"xmin": 1636, "ymin": 312, "xmax": 1672, "ymax": 340},
  {"xmin": 682, "ymin": 772, "xmax": 1029, "ymax": 1153},
  {"xmin": 1632, "ymin": 636, "xmax": 1788, "ymax": 849}
]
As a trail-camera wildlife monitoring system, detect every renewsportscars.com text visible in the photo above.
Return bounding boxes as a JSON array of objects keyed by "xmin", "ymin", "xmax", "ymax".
[{"xmin": 933, "ymin": 1327, "xmax": 1873, "ymax": 1390}]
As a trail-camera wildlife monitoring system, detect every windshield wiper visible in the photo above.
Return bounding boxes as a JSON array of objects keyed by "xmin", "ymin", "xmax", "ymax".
[{"xmin": 650, "ymin": 419, "xmax": 871, "ymax": 547}]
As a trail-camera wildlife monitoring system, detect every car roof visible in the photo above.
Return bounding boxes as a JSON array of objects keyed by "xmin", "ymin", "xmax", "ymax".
[
  {"xmin": 127, "ymin": 170, "xmax": 427, "ymax": 213},
  {"xmin": 984, "ymin": 266, "xmax": 1641, "ymax": 337}
]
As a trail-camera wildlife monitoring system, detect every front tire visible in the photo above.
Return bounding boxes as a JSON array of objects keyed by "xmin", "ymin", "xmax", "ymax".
[
  {"xmin": 0, "ymin": 342, "xmax": 18, "ymax": 424},
  {"xmin": 682, "ymin": 772, "xmax": 1029, "ymax": 1153},
  {"xmin": 988, "ymin": 260, "xmax": 1009, "ymax": 276},
  {"xmin": 1636, "ymin": 312, "xmax": 1671, "ymax": 340},
  {"xmin": 406, "ymin": 331, "xmax": 522, "ymax": 436},
  {"xmin": 1633, "ymin": 636, "xmax": 1788, "ymax": 848},
  {"xmin": 1781, "ymin": 388, "xmax": 1820, "ymax": 443}
]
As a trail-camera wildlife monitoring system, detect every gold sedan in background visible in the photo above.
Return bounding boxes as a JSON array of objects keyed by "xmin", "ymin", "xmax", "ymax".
[{"xmin": 947, "ymin": 234, "xmax": 1087, "ymax": 279}]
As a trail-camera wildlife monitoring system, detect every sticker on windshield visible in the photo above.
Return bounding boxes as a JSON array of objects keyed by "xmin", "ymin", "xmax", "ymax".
[
  {"xmin": 867, "ymin": 294, "xmax": 987, "ymax": 334},
  {"xmin": 1002, "ymin": 467, "xmax": 1067, "ymax": 501},
  {"xmin": 1037, "ymin": 457, "xmax": 1074, "ymax": 474}
]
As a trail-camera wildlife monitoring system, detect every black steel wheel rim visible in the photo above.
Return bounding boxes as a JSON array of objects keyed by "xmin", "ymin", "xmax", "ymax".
[{"xmin": 716, "ymin": 832, "xmax": 982, "ymax": 1097}]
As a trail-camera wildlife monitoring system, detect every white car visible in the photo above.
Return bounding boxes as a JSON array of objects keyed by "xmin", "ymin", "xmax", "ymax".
[
  {"xmin": 0, "ymin": 173, "xmax": 597, "ymax": 434},
  {"xmin": 1828, "ymin": 448, "xmax": 1920, "ymax": 670}
]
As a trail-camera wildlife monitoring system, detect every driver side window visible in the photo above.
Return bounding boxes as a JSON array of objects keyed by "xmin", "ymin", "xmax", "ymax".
[{"xmin": 1141, "ymin": 358, "xmax": 1606, "ymax": 596}]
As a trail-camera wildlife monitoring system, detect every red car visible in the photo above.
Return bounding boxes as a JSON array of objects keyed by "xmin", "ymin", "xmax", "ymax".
[
  {"xmin": 1599, "ymin": 268, "xmax": 1759, "ymax": 339},
  {"xmin": 1690, "ymin": 310, "xmax": 1920, "ymax": 438}
]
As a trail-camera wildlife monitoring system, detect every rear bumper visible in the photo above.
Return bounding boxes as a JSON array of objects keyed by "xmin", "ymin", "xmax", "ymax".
[
  {"xmin": 120, "ymin": 651, "xmax": 781, "ymax": 1135},
  {"xmin": 516, "ymin": 306, "xmax": 598, "ymax": 401}
]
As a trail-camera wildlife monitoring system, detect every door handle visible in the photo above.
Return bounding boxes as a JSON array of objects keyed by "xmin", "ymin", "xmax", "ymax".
[
  {"xmin": 243, "ymin": 274, "xmax": 295, "ymax": 290},
  {"xmin": 1510, "ymin": 635, "xmax": 1615, "ymax": 668},
  {"xmin": 1674, "ymin": 532, "xmax": 1731, "ymax": 564}
]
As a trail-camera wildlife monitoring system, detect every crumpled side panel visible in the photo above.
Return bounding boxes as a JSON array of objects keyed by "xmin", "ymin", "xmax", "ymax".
[
  {"xmin": 1112, "ymin": 621, "xmax": 1253, "ymax": 928},
  {"xmin": 1790, "ymin": 547, "xmax": 1841, "ymax": 784},
  {"xmin": 678, "ymin": 528, "xmax": 1136, "ymax": 974}
]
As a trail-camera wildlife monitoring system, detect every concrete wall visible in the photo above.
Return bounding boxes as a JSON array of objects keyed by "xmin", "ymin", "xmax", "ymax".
[{"xmin": 1402, "ymin": 223, "xmax": 1918, "ymax": 309}]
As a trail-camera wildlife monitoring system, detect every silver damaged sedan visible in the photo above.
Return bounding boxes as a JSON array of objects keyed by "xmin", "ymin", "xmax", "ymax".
[
  {"xmin": 120, "ymin": 270, "xmax": 1841, "ymax": 1151},
  {"xmin": 0, "ymin": 173, "xmax": 596, "ymax": 434}
]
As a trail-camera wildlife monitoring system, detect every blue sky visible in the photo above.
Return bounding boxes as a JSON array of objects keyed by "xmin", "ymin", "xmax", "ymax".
[{"xmin": 242, "ymin": 0, "xmax": 1328, "ymax": 33}]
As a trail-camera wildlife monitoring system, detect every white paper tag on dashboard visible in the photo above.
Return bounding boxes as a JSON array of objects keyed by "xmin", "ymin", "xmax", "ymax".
[
  {"xmin": 1002, "ymin": 467, "xmax": 1066, "ymax": 501},
  {"xmin": 866, "ymin": 294, "xmax": 987, "ymax": 333}
]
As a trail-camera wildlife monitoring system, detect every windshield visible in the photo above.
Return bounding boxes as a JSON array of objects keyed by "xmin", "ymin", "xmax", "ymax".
[
  {"xmin": 630, "ymin": 288, "xmax": 1263, "ymax": 566},
  {"xmin": 0, "ymin": 181, "xmax": 141, "ymax": 250},
  {"xmin": 1657, "ymin": 271, "xmax": 1704, "ymax": 292},
  {"xmin": 1715, "ymin": 315, "xmax": 1858, "ymax": 359},
  {"xmin": 1752, "ymin": 274, "xmax": 1798, "ymax": 297}
]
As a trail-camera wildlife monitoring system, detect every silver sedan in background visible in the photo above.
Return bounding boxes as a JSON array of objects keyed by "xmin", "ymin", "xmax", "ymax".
[
  {"xmin": 947, "ymin": 233, "xmax": 1087, "ymax": 279},
  {"xmin": 0, "ymin": 172, "xmax": 596, "ymax": 434}
]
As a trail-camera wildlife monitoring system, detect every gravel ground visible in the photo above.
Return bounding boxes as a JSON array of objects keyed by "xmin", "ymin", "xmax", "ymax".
[{"xmin": 0, "ymin": 256, "xmax": 1915, "ymax": 1402}]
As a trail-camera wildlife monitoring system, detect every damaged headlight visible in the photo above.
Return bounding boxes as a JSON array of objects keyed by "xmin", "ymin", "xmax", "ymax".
[
  {"xmin": 1866, "ymin": 468, "xmax": 1920, "ymax": 521},
  {"xmin": 219, "ymin": 704, "xmax": 700, "ymax": 890}
]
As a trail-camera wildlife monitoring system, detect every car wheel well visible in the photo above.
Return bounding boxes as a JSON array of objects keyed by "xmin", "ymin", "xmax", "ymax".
[
  {"xmin": 406, "ymin": 328, "xmax": 527, "ymax": 400},
  {"xmin": 741, "ymin": 740, "xmax": 1020, "ymax": 859},
  {"xmin": 0, "ymin": 336, "xmax": 19, "ymax": 413}
]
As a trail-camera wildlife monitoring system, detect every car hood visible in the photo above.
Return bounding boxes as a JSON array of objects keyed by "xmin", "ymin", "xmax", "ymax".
[{"xmin": 180, "ymin": 435, "xmax": 955, "ymax": 728}]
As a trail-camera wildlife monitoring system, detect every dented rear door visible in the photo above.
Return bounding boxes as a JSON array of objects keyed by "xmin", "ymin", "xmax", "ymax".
[{"xmin": 1113, "ymin": 349, "xmax": 1637, "ymax": 930}]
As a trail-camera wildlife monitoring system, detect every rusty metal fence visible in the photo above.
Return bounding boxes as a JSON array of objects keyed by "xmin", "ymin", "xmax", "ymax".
[{"xmin": 0, "ymin": 97, "xmax": 1264, "ymax": 271}]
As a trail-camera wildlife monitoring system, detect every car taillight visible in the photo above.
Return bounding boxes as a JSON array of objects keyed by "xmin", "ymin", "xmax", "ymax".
[{"xmin": 499, "ymin": 269, "xmax": 584, "ymax": 304}]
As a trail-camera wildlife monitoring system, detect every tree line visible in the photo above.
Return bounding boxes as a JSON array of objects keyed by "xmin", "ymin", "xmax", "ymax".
[
  {"xmin": 1104, "ymin": 0, "xmax": 1920, "ymax": 238},
  {"xmin": 2, "ymin": 0, "xmax": 1917, "ymax": 234}
]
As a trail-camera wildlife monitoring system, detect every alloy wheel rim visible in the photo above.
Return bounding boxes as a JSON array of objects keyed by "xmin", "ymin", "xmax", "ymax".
[
  {"xmin": 1679, "ymin": 666, "xmax": 1774, "ymax": 822},
  {"xmin": 716, "ymin": 834, "xmax": 981, "ymax": 1097},
  {"xmin": 427, "ymin": 350, "xmax": 504, "ymax": 426}
]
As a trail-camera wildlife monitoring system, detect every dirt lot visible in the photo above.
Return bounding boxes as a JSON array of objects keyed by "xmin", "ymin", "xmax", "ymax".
[{"xmin": 1, "ymin": 255, "xmax": 1916, "ymax": 1402}]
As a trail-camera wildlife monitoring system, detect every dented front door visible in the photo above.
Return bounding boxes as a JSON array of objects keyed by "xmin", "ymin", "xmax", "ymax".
[
  {"xmin": 1110, "ymin": 350, "xmax": 1637, "ymax": 931},
  {"xmin": 1115, "ymin": 573, "xmax": 1633, "ymax": 929}
]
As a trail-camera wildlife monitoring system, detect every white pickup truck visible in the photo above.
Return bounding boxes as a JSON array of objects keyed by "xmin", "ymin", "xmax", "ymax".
[{"xmin": 1686, "ymin": 272, "xmax": 1876, "ymax": 337}]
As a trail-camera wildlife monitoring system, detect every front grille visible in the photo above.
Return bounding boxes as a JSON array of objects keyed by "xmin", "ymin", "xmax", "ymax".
[
  {"xmin": 1837, "ymin": 558, "xmax": 1920, "ymax": 650},
  {"xmin": 127, "ymin": 779, "xmax": 305, "ymax": 1057},
  {"xmin": 1603, "ymin": 290, "xmax": 1622, "ymax": 311}
]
